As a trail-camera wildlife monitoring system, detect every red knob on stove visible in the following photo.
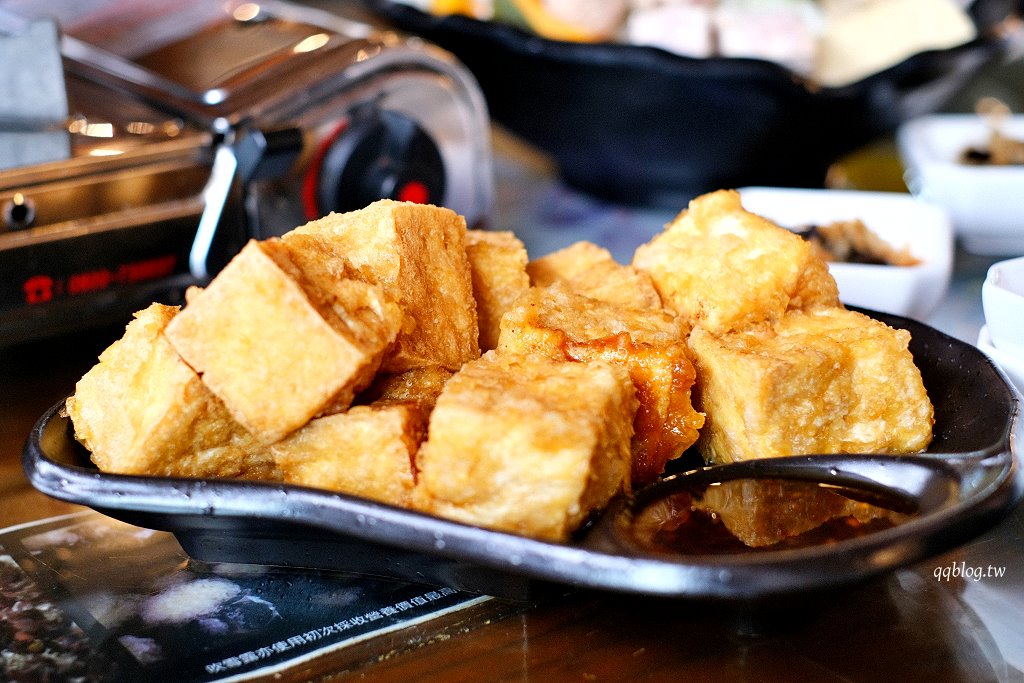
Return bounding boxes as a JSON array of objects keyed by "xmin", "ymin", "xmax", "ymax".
[{"xmin": 305, "ymin": 108, "xmax": 446, "ymax": 219}]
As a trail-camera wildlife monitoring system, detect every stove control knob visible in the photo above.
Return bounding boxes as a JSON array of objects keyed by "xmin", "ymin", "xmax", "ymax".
[{"xmin": 312, "ymin": 108, "xmax": 446, "ymax": 217}]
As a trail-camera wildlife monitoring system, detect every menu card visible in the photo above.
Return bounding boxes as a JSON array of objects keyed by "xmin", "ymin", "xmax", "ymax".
[{"xmin": 0, "ymin": 511, "xmax": 489, "ymax": 682}]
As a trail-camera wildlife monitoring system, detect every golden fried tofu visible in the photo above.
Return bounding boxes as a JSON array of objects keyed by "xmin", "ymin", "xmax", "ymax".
[
  {"xmin": 528, "ymin": 240, "xmax": 663, "ymax": 310},
  {"xmin": 66, "ymin": 303, "xmax": 277, "ymax": 480},
  {"xmin": 328, "ymin": 366, "xmax": 456, "ymax": 503},
  {"xmin": 287, "ymin": 200, "xmax": 479, "ymax": 372},
  {"xmin": 498, "ymin": 285, "xmax": 704, "ymax": 485},
  {"xmin": 270, "ymin": 400, "xmax": 426, "ymax": 507},
  {"xmin": 633, "ymin": 190, "xmax": 840, "ymax": 334},
  {"xmin": 689, "ymin": 306, "xmax": 934, "ymax": 463},
  {"xmin": 278, "ymin": 231, "xmax": 403, "ymax": 342},
  {"xmin": 358, "ymin": 364, "xmax": 454, "ymax": 414},
  {"xmin": 413, "ymin": 352, "xmax": 637, "ymax": 542},
  {"xmin": 464, "ymin": 229, "xmax": 530, "ymax": 351},
  {"xmin": 165, "ymin": 239, "xmax": 399, "ymax": 444}
]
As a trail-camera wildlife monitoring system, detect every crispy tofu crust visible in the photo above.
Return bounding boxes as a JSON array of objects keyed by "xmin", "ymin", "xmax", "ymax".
[
  {"xmin": 66, "ymin": 303, "xmax": 277, "ymax": 480},
  {"xmin": 277, "ymin": 231, "xmax": 403, "ymax": 360},
  {"xmin": 413, "ymin": 352, "xmax": 637, "ymax": 542},
  {"xmin": 689, "ymin": 307, "xmax": 934, "ymax": 463},
  {"xmin": 633, "ymin": 190, "xmax": 840, "ymax": 333},
  {"xmin": 287, "ymin": 200, "xmax": 479, "ymax": 372},
  {"xmin": 498, "ymin": 285, "xmax": 704, "ymax": 485},
  {"xmin": 465, "ymin": 229, "xmax": 531, "ymax": 351},
  {"xmin": 164, "ymin": 239, "xmax": 398, "ymax": 444},
  {"xmin": 528, "ymin": 240, "xmax": 663, "ymax": 310},
  {"xmin": 357, "ymin": 365, "xmax": 454, "ymax": 414},
  {"xmin": 271, "ymin": 401, "xmax": 426, "ymax": 507}
]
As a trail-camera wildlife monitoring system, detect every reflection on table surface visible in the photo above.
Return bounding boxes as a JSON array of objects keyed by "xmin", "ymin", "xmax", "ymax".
[{"xmin": 1, "ymin": 132, "xmax": 1023, "ymax": 681}]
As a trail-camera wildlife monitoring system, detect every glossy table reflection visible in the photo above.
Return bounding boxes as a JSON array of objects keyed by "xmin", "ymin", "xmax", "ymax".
[{"xmin": 2, "ymin": 133, "xmax": 1023, "ymax": 681}]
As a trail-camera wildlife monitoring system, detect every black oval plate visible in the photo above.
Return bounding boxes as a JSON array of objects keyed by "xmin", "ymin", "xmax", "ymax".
[
  {"xmin": 22, "ymin": 311, "xmax": 1023, "ymax": 601},
  {"xmin": 361, "ymin": 0, "xmax": 1013, "ymax": 205}
]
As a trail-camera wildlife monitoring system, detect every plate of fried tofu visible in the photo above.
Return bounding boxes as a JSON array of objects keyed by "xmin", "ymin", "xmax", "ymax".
[{"xmin": 24, "ymin": 192, "xmax": 1023, "ymax": 600}]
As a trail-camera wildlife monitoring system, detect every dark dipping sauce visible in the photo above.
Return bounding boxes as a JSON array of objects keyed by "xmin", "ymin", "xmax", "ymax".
[{"xmin": 629, "ymin": 478, "xmax": 918, "ymax": 555}]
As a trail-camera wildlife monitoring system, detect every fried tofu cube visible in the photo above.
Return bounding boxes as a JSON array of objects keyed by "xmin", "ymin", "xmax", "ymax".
[
  {"xmin": 528, "ymin": 240, "xmax": 664, "ymax": 310},
  {"xmin": 465, "ymin": 229, "xmax": 530, "ymax": 351},
  {"xmin": 270, "ymin": 401, "xmax": 426, "ymax": 507},
  {"xmin": 689, "ymin": 307, "xmax": 934, "ymax": 463},
  {"xmin": 413, "ymin": 352, "xmax": 637, "ymax": 542},
  {"xmin": 165, "ymin": 238, "xmax": 399, "ymax": 444},
  {"xmin": 498, "ymin": 285, "xmax": 704, "ymax": 485},
  {"xmin": 358, "ymin": 365, "xmax": 454, "ymax": 414},
  {"xmin": 66, "ymin": 303, "xmax": 277, "ymax": 480},
  {"xmin": 633, "ymin": 190, "xmax": 840, "ymax": 333},
  {"xmin": 277, "ymin": 231, "xmax": 403, "ymax": 346},
  {"xmin": 287, "ymin": 200, "xmax": 479, "ymax": 372}
]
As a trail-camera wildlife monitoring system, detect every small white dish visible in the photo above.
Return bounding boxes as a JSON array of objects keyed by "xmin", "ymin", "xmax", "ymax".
[
  {"xmin": 739, "ymin": 187, "xmax": 954, "ymax": 320},
  {"xmin": 978, "ymin": 325, "xmax": 1024, "ymax": 396},
  {"xmin": 982, "ymin": 256, "xmax": 1024, "ymax": 357},
  {"xmin": 896, "ymin": 113, "xmax": 1024, "ymax": 256}
]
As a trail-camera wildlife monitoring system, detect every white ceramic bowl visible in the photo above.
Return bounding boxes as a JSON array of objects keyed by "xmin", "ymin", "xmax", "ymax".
[
  {"xmin": 739, "ymin": 187, "xmax": 954, "ymax": 320},
  {"xmin": 982, "ymin": 255, "xmax": 1024, "ymax": 357},
  {"xmin": 978, "ymin": 325, "xmax": 1024, "ymax": 396},
  {"xmin": 896, "ymin": 113, "xmax": 1024, "ymax": 256}
]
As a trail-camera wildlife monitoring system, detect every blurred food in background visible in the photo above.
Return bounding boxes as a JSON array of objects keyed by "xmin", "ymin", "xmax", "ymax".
[
  {"xmin": 961, "ymin": 96, "xmax": 1024, "ymax": 163},
  {"xmin": 401, "ymin": 0, "xmax": 983, "ymax": 86},
  {"xmin": 366, "ymin": 0, "xmax": 1017, "ymax": 205}
]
